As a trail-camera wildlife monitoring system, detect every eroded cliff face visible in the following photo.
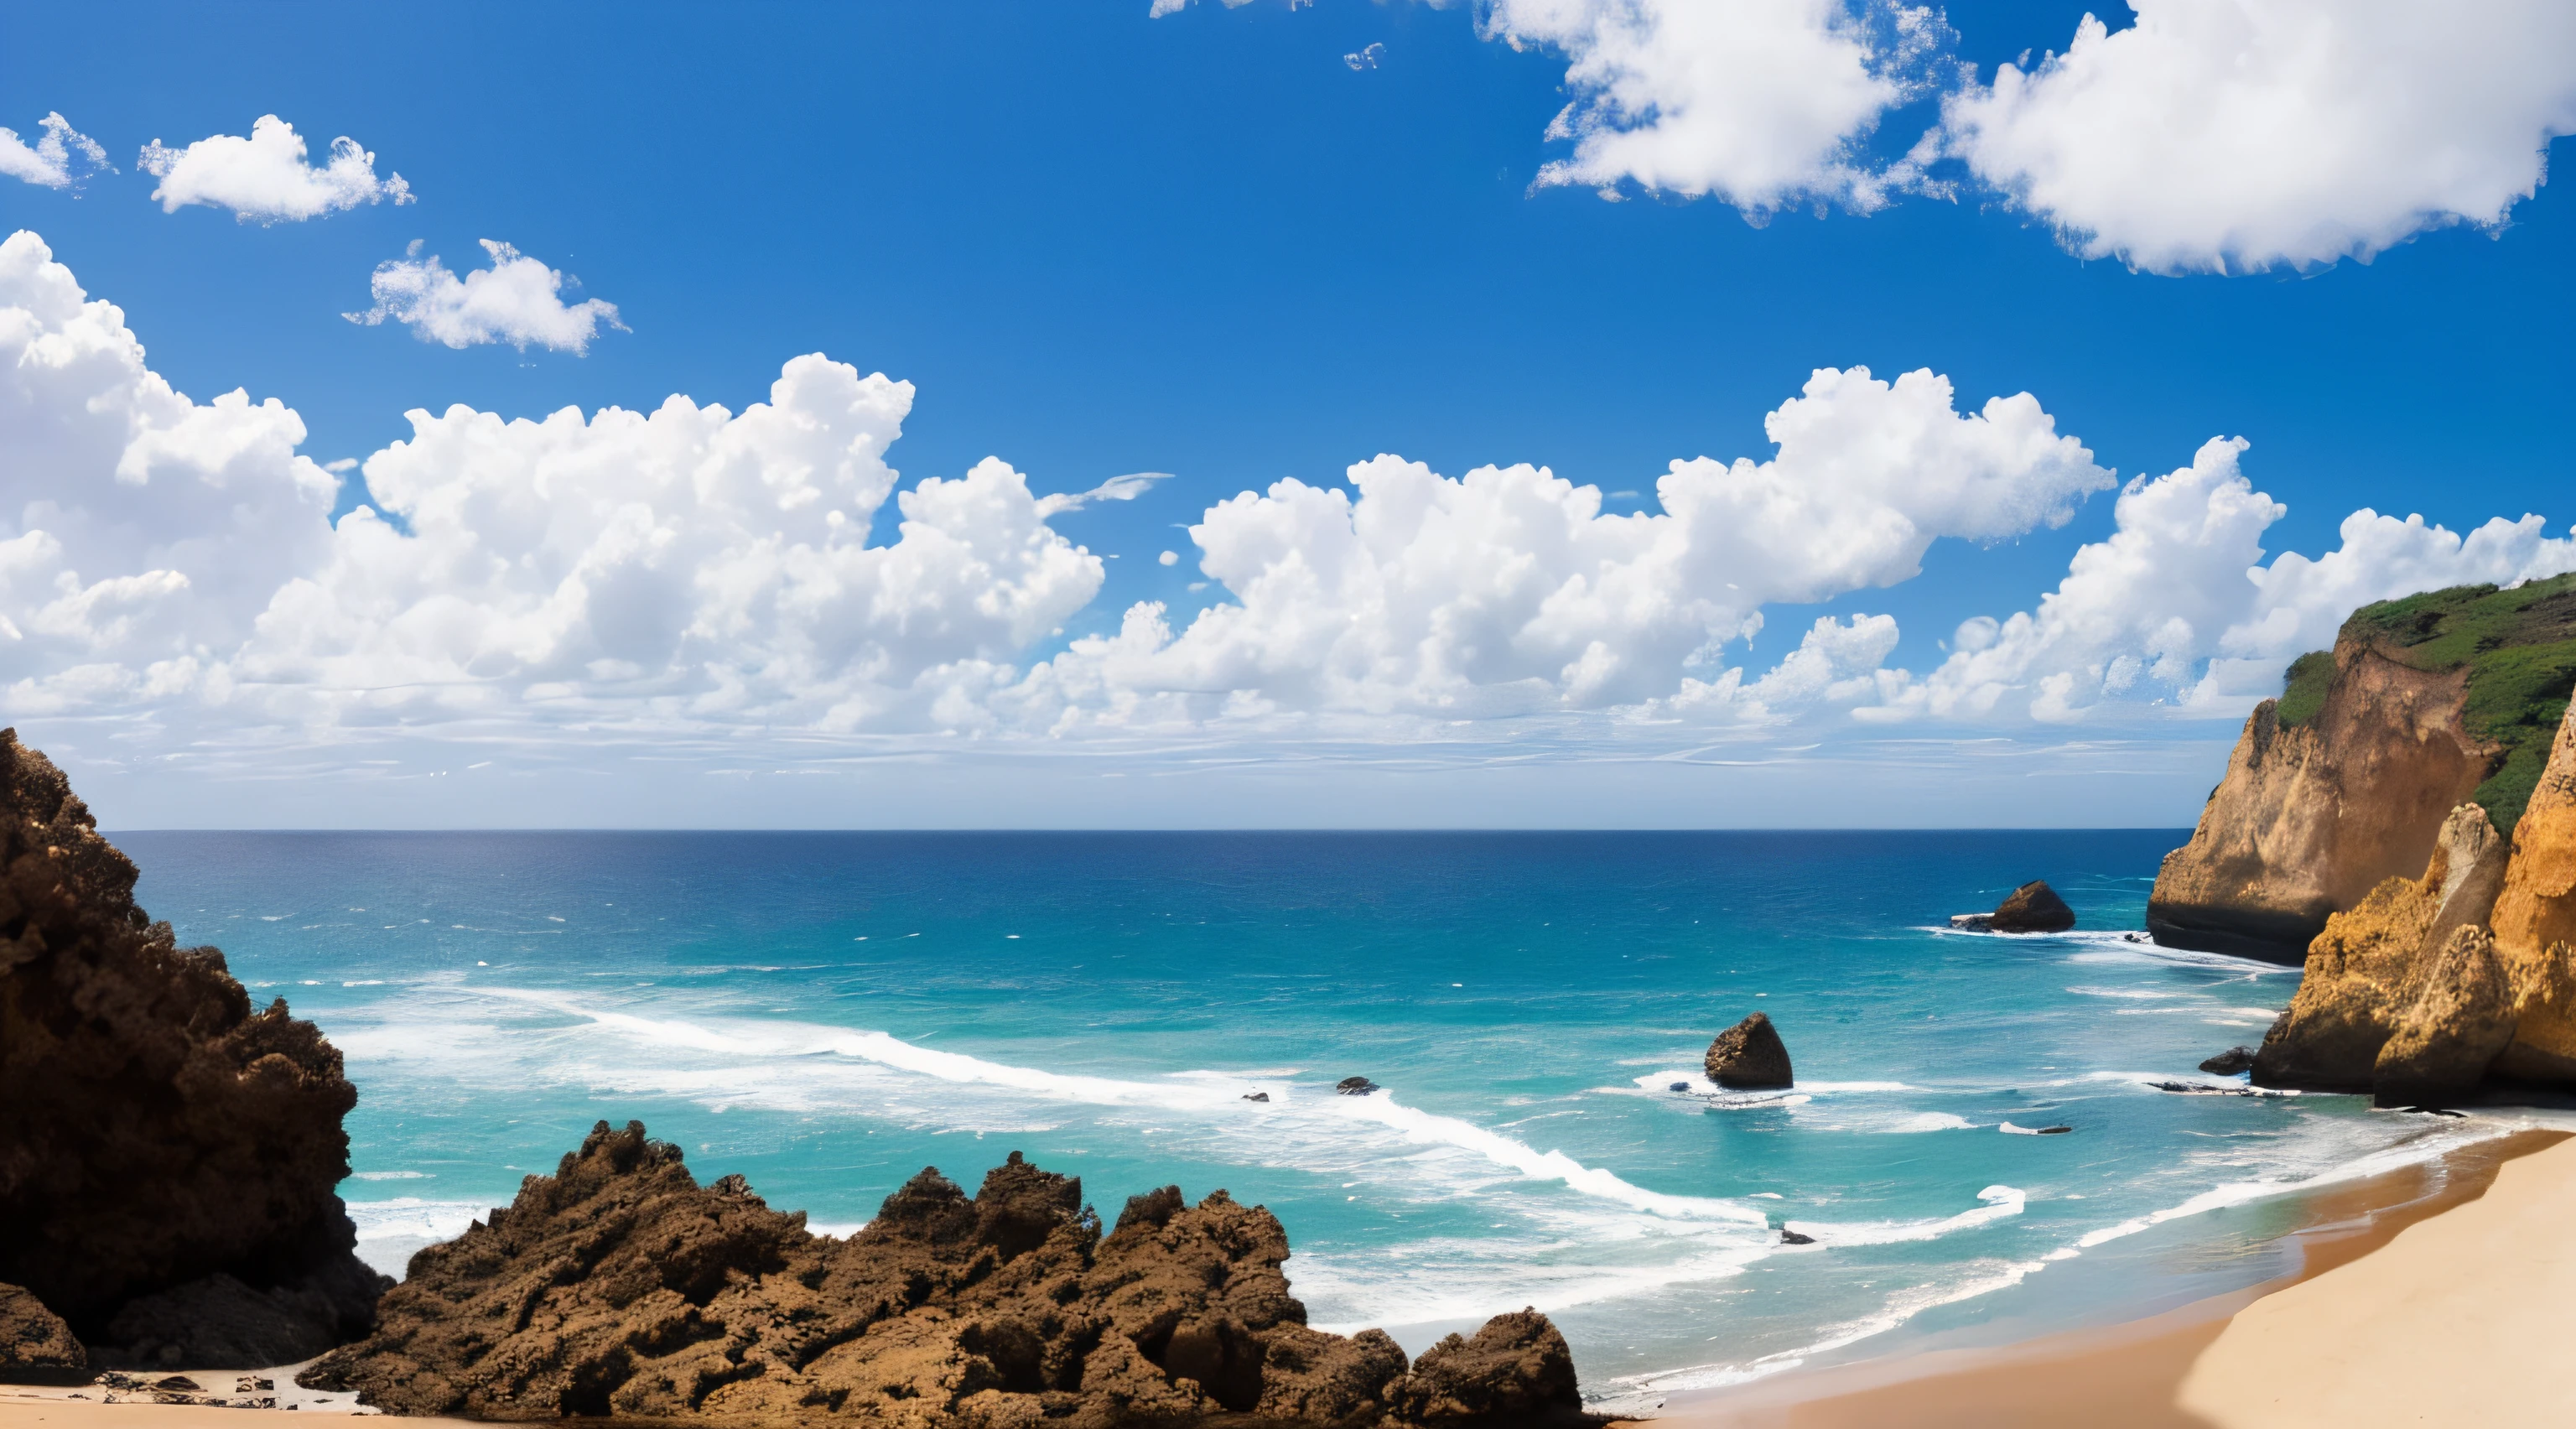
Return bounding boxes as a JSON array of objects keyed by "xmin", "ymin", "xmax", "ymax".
[
  {"xmin": 0, "ymin": 730, "xmax": 387, "ymax": 1371},
  {"xmin": 2492, "ymin": 704, "xmax": 2576, "ymax": 1080},
  {"xmin": 2149, "ymin": 647, "xmax": 2493, "ymax": 962},
  {"xmin": 304, "ymin": 1121, "xmax": 1588, "ymax": 1427}
]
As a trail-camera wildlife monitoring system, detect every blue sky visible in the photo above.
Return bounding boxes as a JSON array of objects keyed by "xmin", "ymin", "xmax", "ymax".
[{"xmin": 5, "ymin": 2, "xmax": 2574, "ymax": 827}]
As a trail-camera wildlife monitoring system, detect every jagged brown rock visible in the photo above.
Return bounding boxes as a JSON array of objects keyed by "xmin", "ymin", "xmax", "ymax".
[
  {"xmin": 0, "ymin": 729, "xmax": 386, "ymax": 1367},
  {"xmin": 2254, "ymin": 804, "xmax": 2514, "ymax": 1096},
  {"xmin": 1, "ymin": 1281, "xmax": 86, "ymax": 1384},
  {"xmin": 1704, "ymin": 1013, "xmax": 1793, "ymax": 1089},
  {"xmin": 303, "ymin": 1121, "xmax": 1588, "ymax": 1426},
  {"xmin": 2493, "ymin": 704, "xmax": 2576, "ymax": 1082},
  {"xmin": 1988, "ymin": 881, "xmax": 2075, "ymax": 933}
]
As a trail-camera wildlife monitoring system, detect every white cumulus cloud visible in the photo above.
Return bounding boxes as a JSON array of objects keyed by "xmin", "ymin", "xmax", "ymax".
[
  {"xmin": 347, "ymin": 239, "xmax": 626, "ymax": 354},
  {"xmin": 1885, "ymin": 439, "xmax": 2576, "ymax": 722},
  {"xmin": 1943, "ymin": 0, "xmax": 2576, "ymax": 273},
  {"xmin": 1486, "ymin": 0, "xmax": 1945, "ymax": 211},
  {"xmin": 1002, "ymin": 366, "xmax": 2111, "ymax": 727},
  {"xmin": 138, "ymin": 115, "xmax": 414, "ymax": 222},
  {"xmin": 0, "ymin": 112, "xmax": 112, "ymax": 190}
]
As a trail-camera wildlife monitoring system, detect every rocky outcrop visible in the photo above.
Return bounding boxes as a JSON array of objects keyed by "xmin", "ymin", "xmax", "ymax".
[
  {"xmin": 2491, "ymin": 703, "xmax": 2576, "ymax": 1082},
  {"xmin": 0, "ymin": 729, "xmax": 387, "ymax": 1369},
  {"xmin": 303, "ymin": 1121, "xmax": 1591, "ymax": 1426},
  {"xmin": 2149, "ymin": 574, "xmax": 2576, "ymax": 961},
  {"xmin": 1989, "ymin": 881, "xmax": 2075, "ymax": 933},
  {"xmin": 1704, "ymin": 1013, "xmax": 1793, "ymax": 1089},
  {"xmin": 2, "ymin": 1282, "xmax": 86, "ymax": 1384},
  {"xmin": 2253, "ymin": 804, "xmax": 2514, "ymax": 1097},
  {"xmin": 2197, "ymin": 1047, "xmax": 2256, "ymax": 1076}
]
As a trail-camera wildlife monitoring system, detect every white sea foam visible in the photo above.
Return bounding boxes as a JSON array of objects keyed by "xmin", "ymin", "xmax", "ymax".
[{"xmin": 1784, "ymin": 1185, "xmax": 2023, "ymax": 1246}]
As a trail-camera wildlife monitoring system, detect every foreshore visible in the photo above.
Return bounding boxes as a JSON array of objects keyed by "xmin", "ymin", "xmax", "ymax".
[{"xmin": 1625, "ymin": 1125, "xmax": 2576, "ymax": 1428}]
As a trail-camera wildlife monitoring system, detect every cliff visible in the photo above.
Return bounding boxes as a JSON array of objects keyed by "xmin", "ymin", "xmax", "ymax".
[
  {"xmin": 2150, "ymin": 573, "xmax": 2576, "ymax": 961},
  {"xmin": 2490, "ymin": 699, "xmax": 2576, "ymax": 1082},
  {"xmin": 303, "ymin": 1120, "xmax": 1589, "ymax": 1427},
  {"xmin": 0, "ymin": 730, "xmax": 387, "ymax": 1372}
]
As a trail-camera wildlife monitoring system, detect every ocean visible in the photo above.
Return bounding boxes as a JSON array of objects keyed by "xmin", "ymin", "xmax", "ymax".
[{"xmin": 121, "ymin": 829, "xmax": 2558, "ymax": 1412}]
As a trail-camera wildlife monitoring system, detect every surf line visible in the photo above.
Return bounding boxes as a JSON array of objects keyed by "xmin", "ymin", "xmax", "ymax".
[{"xmin": 460, "ymin": 985, "xmax": 1769, "ymax": 1226}]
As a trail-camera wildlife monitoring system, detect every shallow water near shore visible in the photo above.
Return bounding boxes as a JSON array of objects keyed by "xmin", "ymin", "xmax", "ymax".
[{"xmin": 117, "ymin": 830, "xmax": 2571, "ymax": 1413}]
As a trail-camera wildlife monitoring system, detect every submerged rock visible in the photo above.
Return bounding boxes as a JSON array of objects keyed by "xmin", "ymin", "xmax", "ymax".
[
  {"xmin": 1, "ymin": 1282, "xmax": 86, "ymax": 1384},
  {"xmin": 0, "ymin": 730, "xmax": 386, "ymax": 1368},
  {"xmin": 1244, "ymin": 1092, "xmax": 1270, "ymax": 1102},
  {"xmin": 1777, "ymin": 1230, "xmax": 1815, "ymax": 1246},
  {"xmin": 1336, "ymin": 1076, "xmax": 1381, "ymax": 1095},
  {"xmin": 1703, "ymin": 1013, "xmax": 1793, "ymax": 1089},
  {"xmin": 2197, "ymin": 1047, "xmax": 2257, "ymax": 1076},
  {"xmin": 302, "ymin": 1123, "xmax": 1583, "ymax": 1426},
  {"xmin": 1989, "ymin": 881, "xmax": 2076, "ymax": 933}
]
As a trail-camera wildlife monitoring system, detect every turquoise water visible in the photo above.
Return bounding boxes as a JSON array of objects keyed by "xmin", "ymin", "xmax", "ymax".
[{"xmin": 123, "ymin": 831, "xmax": 2547, "ymax": 1411}]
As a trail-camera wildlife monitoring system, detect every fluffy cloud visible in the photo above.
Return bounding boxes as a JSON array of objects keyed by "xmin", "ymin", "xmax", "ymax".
[
  {"xmin": 1005, "ymin": 367, "xmax": 2109, "ymax": 727},
  {"xmin": 0, "ymin": 231, "xmax": 338, "ymax": 714},
  {"xmin": 1484, "ymin": 0, "xmax": 1945, "ymax": 210},
  {"xmin": 347, "ymin": 240, "xmax": 626, "ymax": 353},
  {"xmin": 1943, "ymin": 1, "xmax": 2576, "ymax": 273},
  {"xmin": 1891, "ymin": 439, "xmax": 2576, "ymax": 721},
  {"xmin": 138, "ymin": 115, "xmax": 414, "ymax": 221},
  {"xmin": 1, "ymin": 231, "xmax": 1098, "ymax": 738},
  {"xmin": 0, "ymin": 112, "xmax": 112, "ymax": 190}
]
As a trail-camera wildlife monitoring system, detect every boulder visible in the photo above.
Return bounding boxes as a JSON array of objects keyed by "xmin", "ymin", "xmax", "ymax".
[
  {"xmin": 1989, "ymin": 881, "xmax": 2075, "ymax": 933},
  {"xmin": 0, "ymin": 729, "xmax": 386, "ymax": 1364},
  {"xmin": 2254, "ymin": 803, "xmax": 2512, "ymax": 1095},
  {"xmin": 1336, "ymin": 1077, "xmax": 1381, "ymax": 1095},
  {"xmin": 2491, "ymin": 703, "xmax": 2576, "ymax": 1082},
  {"xmin": 1, "ymin": 1281, "xmax": 86, "ymax": 1384},
  {"xmin": 2148, "ymin": 574, "xmax": 2576, "ymax": 960},
  {"xmin": 1704, "ymin": 1013, "xmax": 1793, "ymax": 1089},
  {"xmin": 1382, "ymin": 1309, "xmax": 1585, "ymax": 1427},
  {"xmin": 2197, "ymin": 1047, "xmax": 2257, "ymax": 1076},
  {"xmin": 2372, "ymin": 925, "xmax": 2518, "ymax": 1106},
  {"xmin": 302, "ymin": 1122, "xmax": 1582, "ymax": 1426}
]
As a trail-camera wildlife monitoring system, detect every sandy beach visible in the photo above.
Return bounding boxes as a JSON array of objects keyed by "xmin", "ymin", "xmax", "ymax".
[{"xmin": 1632, "ymin": 1126, "xmax": 2576, "ymax": 1428}]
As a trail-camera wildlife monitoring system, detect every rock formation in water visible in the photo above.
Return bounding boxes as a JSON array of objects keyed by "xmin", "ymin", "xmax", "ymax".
[
  {"xmin": 0, "ymin": 729, "xmax": 387, "ymax": 1373},
  {"xmin": 1987, "ymin": 881, "xmax": 2075, "ymax": 933},
  {"xmin": 1704, "ymin": 1013, "xmax": 1793, "ymax": 1089},
  {"xmin": 303, "ymin": 1122, "xmax": 1591, "ymax": 1427},
  {"xmin": 2197, "ymin": 1047, "xmax": 2256, "ymax": 1076},
  {"xmin": 2148, "ymin": 574, "xmax": 2576, "ymax": 961}
]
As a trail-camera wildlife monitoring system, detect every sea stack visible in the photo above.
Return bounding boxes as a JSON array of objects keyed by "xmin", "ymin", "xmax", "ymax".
[
  {"xmin": 1705, "ymin": 1012, "xmax": 1794, "ymax": 1089},
  {"xmin": 1988, "ymin": 881, "xmax": 2076, "ymax": 933},
  {"xmin": 0, "ymin": 729, "xmax": 387, "ymax": 1372}
]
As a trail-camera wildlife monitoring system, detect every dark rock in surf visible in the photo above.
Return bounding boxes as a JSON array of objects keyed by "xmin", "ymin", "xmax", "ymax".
[
  {"xmin": 304, "ymin": 1122, "xmax": 1584, "ymax": 1425},
  {"xmin": 1337, "ymin": 1076, "xmax": 1381, "ymax": 1095},
  {"xmin": 1, "ymin": 1281, "xmax": 87, "ymax": 1383},
  {"xmin": 1704, "ymin": 1013, "xmax": 1794, "ymax": 1089},
  {"xmin": 1244, "ymin": 1091, "xmax": 1271, "ymax": 1102},
  {"xmin": 0, "ymin": 729, "xmax": 387, "ymax": 1369},
  {"xmin": 1777, "ymin": 1229, "xmax": 1815, "ymax": 1246},
  {"xmin": 1989, "ymin": 881, "xmax": 2077, "ymax": 933},
  {"xmin": 1667, "ymin": 1082, "xmax": 1690, "ymax": 1093},
  {"xmin": 2199, "ymin": 1046, "xmax": 2258, "ymax": 1076}
]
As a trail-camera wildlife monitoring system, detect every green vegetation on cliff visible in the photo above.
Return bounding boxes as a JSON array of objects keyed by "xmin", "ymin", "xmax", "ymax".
[{"xmin": 2279, "ymin": 571, "xmax": 2576, "ymax": 833}]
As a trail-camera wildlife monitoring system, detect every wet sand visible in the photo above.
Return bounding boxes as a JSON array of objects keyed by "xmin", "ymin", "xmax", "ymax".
[{"xmin": 1625, "ymin": 1127, "xmax": 2573, "ymax": 1428}]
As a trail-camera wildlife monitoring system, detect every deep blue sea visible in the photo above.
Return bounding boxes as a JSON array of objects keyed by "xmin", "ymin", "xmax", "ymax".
[{"xmin": 121, "ymin": 831, "xmax": 2560, "ymax": 1412}]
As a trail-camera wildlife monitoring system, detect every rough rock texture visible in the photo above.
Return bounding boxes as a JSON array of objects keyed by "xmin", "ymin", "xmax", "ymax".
[
  {"xmin": 2149, "ymin": 574, "xmax": 2576, "ymax": 962},
  {"xmin": 0, "ymin": 729, "xmax": 387, "ymax": 1366},
  {"xmin": 1988, "ymin": 881, "xmax": 2075, "ymax": 933},
  {"xmin": 1703, "ymin": 1013, "xmax": 1793, "ymax": 1089},
  {"xmin": 2253, "ymin": 804, "xmax": 2513, "ymax": 1095},
  {"xmin": 2492, "ymin": 704, "xmax": 2576, "ymax": 1082},
  {"xmin": 1383, "ymin": 1311, "xmax": 1582, "ymax": 1427},
  {"xmin": 303, "ymin": 1121, "xmax": 1586, "ymax": 1426},
  {"xmin": 1, "ymin": 1282, "xmax": 86, "ymax": 1384}
]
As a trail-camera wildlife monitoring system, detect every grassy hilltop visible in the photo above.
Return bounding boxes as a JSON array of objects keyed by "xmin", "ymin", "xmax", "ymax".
[{"xmin": 2278, "ymin": 570, "xmax": 2576, "ymax": 834}]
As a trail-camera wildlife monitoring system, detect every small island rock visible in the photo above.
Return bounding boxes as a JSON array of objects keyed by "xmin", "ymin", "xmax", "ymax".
[
  {"xmin": 2198, "ymin": 1047, "xmax": 2257, "ymax": 1076},
  {"xmin": 1704, "ymin": 1013, "xmax": 1794, "ymax": 1089},
  {"xmin": 1336, "ymin": 1076, "xmax": 1380, "ymax": 1096},
  {"xmin": 1989, "ymin": 881, "xmax": 2077, "ymax": 933}
]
